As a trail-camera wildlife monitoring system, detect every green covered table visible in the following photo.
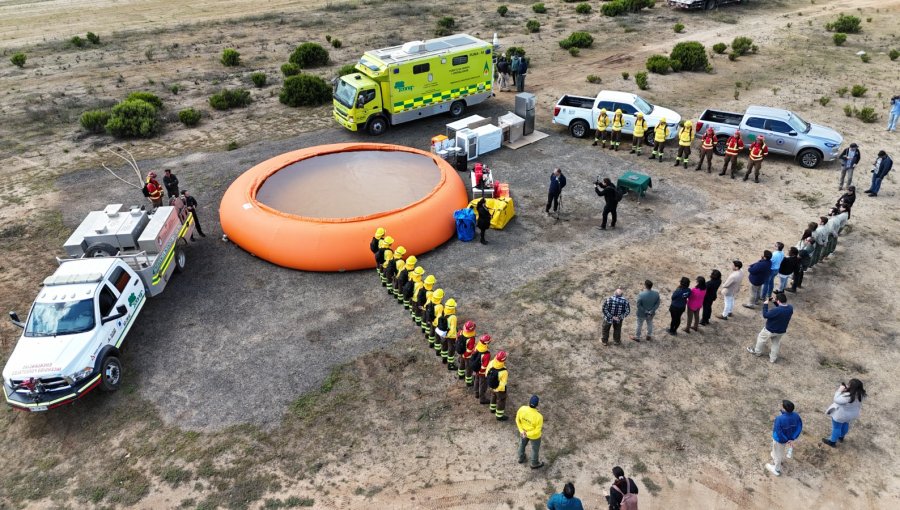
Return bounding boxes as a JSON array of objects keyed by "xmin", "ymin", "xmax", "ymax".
[{"xmin": 617, "ymin": 171, "xmax": 652, "ymax": 200}]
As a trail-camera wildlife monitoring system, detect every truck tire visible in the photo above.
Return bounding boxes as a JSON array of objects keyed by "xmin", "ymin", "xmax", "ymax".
[
  {"xmin": 569, "ymin": 119, "xmax": 589, "ymax": 138},
  {"xmin": 797, "ymin": 148, "xmax": 823, "ymax": 169},
  {"xmin": 174, "ymin": 247, "xmax": 186, "ymax": 274},
  {"xmin": 449, "ymin": 100, "xmax": 466, "ymax": 118},
  {"xmin": 714, "ymin": 136, "xmax": 729, "ymax": 156},
  {"xmin": 644, "ymin": 131, "xmax": 655, "ymax": 146},
  {"xmin": 366, "ymin": 116, "xmax": 388, "ymax": 136},
  {"xmin": 85, "ymin": 242, "xmax": 118, "ymax": 258},
  {"xmin": 99, "ymin": 356, "xmax": 122, "ymax": 392},
  {"xmin": 705, "ymin": 0, "xmax": 716, "ymax": 10}
]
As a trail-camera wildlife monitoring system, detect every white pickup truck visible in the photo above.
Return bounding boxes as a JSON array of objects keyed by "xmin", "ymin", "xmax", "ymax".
[
  {"xmin": 552, "ymin": 90, "xmax": 682, "ymax": 144},
  {"xmin": 3, "ymin": 203, "xmax": 194, "ymax": 412},
  {"xmin": 668, "ymin": 0, "xmax": 747, "ymax": 10}
]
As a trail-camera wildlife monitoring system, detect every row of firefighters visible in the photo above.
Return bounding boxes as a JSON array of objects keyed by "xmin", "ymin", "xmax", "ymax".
[
  {"xmin": 592, "ymin": 108, "xmax": 770, "ymax": 181},
  {"xmin": 370, "ymin": 228, "xmax": 512, "ymax": 421}
]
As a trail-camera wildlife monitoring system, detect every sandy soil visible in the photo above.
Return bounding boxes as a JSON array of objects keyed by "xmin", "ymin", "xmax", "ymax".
[{"xmin": 1, "ymin": 0, "xmax": 900, "ymax": 508}]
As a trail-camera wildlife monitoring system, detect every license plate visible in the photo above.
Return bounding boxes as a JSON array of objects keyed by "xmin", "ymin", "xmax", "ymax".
[{"xmin": 31, "ymin": 405, "xmax": 48, "ymax": 412}]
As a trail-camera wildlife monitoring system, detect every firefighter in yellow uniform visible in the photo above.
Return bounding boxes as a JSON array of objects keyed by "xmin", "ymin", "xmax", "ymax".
[
  {"xmin": 391, "ymin": 247, "xmax": 408, "ymax": 299},
  {"xmin": 385, "ymin": 245, "xmax": 404, "ymax": 295},
  {"xmin": 651, "ymin": 118, "xmax": 670, "ymax": 162},
  {"xmin": 459, "ymin": 320, "xmax": 477, "ymax": 381},
  {"xmin": 370, "ymin": 227, "xmax": 385, "ymax": 254},
  {"xmin": 438, "ymin": 298, "xmax": 458, "ymax": 368},
  {"xmin": 395, "ymin": 255, "xmax": 416, "ymax": 304},
  {"xmin": 380, "ymin": 244, "xmax": 394, "ymax": 288},
  {"xmin": 592, "ymin": 108, "xmax": 610, "ymax": 148},
  {"xmin": 376, "ymin": 236, "xmax": 393, "ymax": 286},
  {"xmin": 415, "ymin": 275, "xmax": 436, "ymax": 329},
  {"xmin": 630, "ymin": 112, "xmax": 647, "ymax": 155},
  {"xmin": 487, "ymin": 351, "xmax": 509, "ymax": 421},
  {"xmin": 696, "ymin": 127, "xmax": 717, "ymax": 172},
  {"xmin": 610, "ymin": 109, "xmax": 624, "ymax": 151},
  {"xmin": 402, "ymin": 266, "xmax": 424, "ymax": 311},
  {"xmin": 428, "ymin": 289, "xmax": 445, "ymax": 355},
  {"xmin": 472, "ymin": 334, "xmax": 492, "ymax": 401},
  {"xmin": 674, "ymin": 120, "xmax": 694, "ymax": 169}
]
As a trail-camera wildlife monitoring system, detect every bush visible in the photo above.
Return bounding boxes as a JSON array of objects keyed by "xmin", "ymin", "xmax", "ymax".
[
  {"xmin": 819, "ymin": 96, "xmax": 830, "ymax": 106},
  {"xmin": 281, "ymin": 62, "xmax": 301, "ymax": 76},
  {"xmin": 506, "ymin": 47, "xmax": 526, "ymax": 59},
  {"xmin": 80, "ymin": 109, "xmax": 110, "ymax": 133},
  {"xmin": 86, "ymin": 32, "xmax": 100, "ymax": 45},
  {"xmin": 280, "ymin": 74, "xmax": 332, "ymax": 107},
  {"xmin": 670, "ymin": 41, "xmax": 708, "ymax": 72},
  {"xmin": 559, "ymin": 32, "xmax": 594, "ymax": 50},
  {"xmin": 250, "ymin": 71, "xmax": 267, "ymax": 87},
  {"xmin": 728, "ymin": 52, "xmax": 738, "ymax": 61},
  {"xmin": 850, "ymin": 84, "xmax": 867, "ymax": 97},
  {"xmin": 832, "ymin": 33, "xmax": 847, "ymax": 46},
  {"xmin": 169, "ymin": 84, "xmax": 180, "ymax": 95},
  {"xmin": 70, "ymin": 35, "xmax": 85, "ymax": 48},
  {"xmin": 331, "ymin": 38, "xmax": 342, "ymax": 49},
  {"xmin": 178, "ymin": 108, "xmax": 201, "ymax": 127},
  {"xmin": 635, "ymin": 71, "xmax": 648, "ymax": 90},
  {"xmin": 670, "ymin": 59, "xmax": 682, "ymax": 72},
  {"xmin": 568, "ymin": 47, "xmax": 580, "ymax": 57},
  {"xmin": 532, "ymin": 3, "xmax": 546, "ymax": 14},
  {"xmin": 289, "ymin": 43, "xmax": 330, "ymax": 69},
  {"xmin": 105, "ymin": 99, "xmax": 159, "ymax": 138},
  {"xmin": 645, "ymin": 54, "xmax": 672, "ymax": 74},
  {"xmin": 437, "ymin": 16, "xmax": 455, "ymax": 28},
  {"xmin": 890, "ymin": 49, "xmax": 900, "ymax": 61},
  {"xmin": 126, "ymin": 91, "xmax": 163, "ymax": 110},
  {"xmin": 731, "ymin": 36, "xmax": 753, "ymax": 56},
  {"xmin": 337, "ymin": 63, "xmax": 357, "ymax": 76},
  {"xmin": 860, "ymin": 54, "xmax": 870, "ymax": 63},
  {"xmin": 601, "ymin": 1, "xmax": 625, "ymax": 17},
  {"xmin": 712, "ymin": 43, "xmax": 727, "ymax": 54},
  {"xmin": 825, "ymin": 14, "xmax": 861, "ymax": 33},
  {"xmin": 209, "ymin": 88, "xmax": 252, "ymax": 110},
  {"xmin": 326, "ymin": 35, "xmax": 332, "ymax": 42},
  {"xmin": 526, "ymin": 20, "xmax": 541, "ymax": 33},
  {"xmin": 621, "ymin": 72, "xmax": 630, "ymax": 80},
  {"xmin": 674, "ymin": 23, "xmax": 685, "ymax": 33},
  {"xmin": 576, "ymin": 3, "xmax": 591, "ymax": 14},
  {"xmin": 221, "ymin": 48, "xmax": 241, "ymax": 67},
  {"xmin": 843, "ymin": 104, "xmax": 852, "ymax": 117},
  {"xmin": 622, "ymin": 0, "xmax": 653, "ymax": 12},
  {"xmin": 587, "ymin": 74, "xmax": 601, "ymax": 84},
  {"xmin": 10, "ymin": 52, "xmax": 26, "ymax": 68},
  {"xmin": 497, "ymin": 5, "xmax": 508, "ymax": 16},
  {"xmin": 855, "ymin": 106, "xmax": 877, "ymax": 123}
]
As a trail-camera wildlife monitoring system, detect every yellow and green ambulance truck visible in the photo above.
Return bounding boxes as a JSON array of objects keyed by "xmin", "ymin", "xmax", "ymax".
[{"xmin": 333, "ymin": 33, "xmax": 494, "ymax": 135}]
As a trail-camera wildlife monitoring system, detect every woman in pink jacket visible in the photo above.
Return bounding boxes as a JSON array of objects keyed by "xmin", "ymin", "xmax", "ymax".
[{"xmin": 685, "ymin": 276, "xmax": 707, "ymax": 333}]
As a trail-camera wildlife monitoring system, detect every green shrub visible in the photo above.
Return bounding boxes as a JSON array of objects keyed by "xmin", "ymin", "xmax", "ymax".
[
  {"xmin": 532, "ymin": 3, "xmax": 546, "ymax": 14},
  {"xmin": 818, "ymin": 96, "xmax": 830, "ymax": 106},
  {"xmin": 337, "ymin": 63, "xmax": 357, "ymax": 76},
  {"xmin": 526, "ymin": 20, "xmax": 541, "ymax": 33},
  {"xmin": 728, "ymin": 51, "xmax": 738, "ymax": 61},
  {"xmin": 126, "ymin": 91, "xmax": 163, "ymax": 109},
  {"xmin": 105, "ymin": 99, "xmax": 159, "ymax": 138},
  {"xmin": 674, "ymin": 23, "xmax": 685, "ymax": 33},
  {"xmin": 568, "ymin": 47, "xmax": 580, "ymax": 57},
  {"xmin": 890, "ymin": 49, "xmax": 899, "ymax": 61},
  {"xmin": 331, "ymin": 38, "xmax": 342, "ymax": 49},
  {"xmin": 437, "ymin": 17, "xmax": 455, "ymax": 28},
  {"xmin": 645, "ymin": 54, "xmax": 671, "ymax": 74},
  {"xmin": 670, "ymin": 41, "xmax": 708, "ymax": 71},
  {"xmin": 221, "ymin": 48, "xmax": 241, "ymax": 67},
  {"xmin": 250, "ymin": 71, "xmax": 267, "ymax": 87},
  {"xmin": 705, "ymin": 63, "xmax": 713, "ymax": 73},
  {"xmin": 576, "ymin": 3, "xmax": 591, "ymax": 14},
  {"xmin": 559, "ymin": 32, "xmax": 594, "ymax": 50},
  {"xmin": 670, "ymin": 59, "xmax": 682, "ymax": 72},
  {"xmin": 731, "ymin": 36, "xmax": 753, "ymax": 56},
  {"xmin": 635, "ymin": 71, "xmax": 649, "ymax": 90},
  {"xmin": 169, "ymin": 84, "xmax": 180, "ymax": 95},
  {"xmin": 712, "ymin": 42, "xmax": 727, "ymax": 54},
  {"xmin": 587, "ymin": 74, "xmax": 601, "ymax": 84},
  {"xmin": 434, "ymin": 26, "xmax": 452, "ymax": 37},
  {"xmin": 825, "ymin": 14, "xmax": 861, "ymax": 33},
  {"xmin": 70, "ymin": 35, "xmax": 85, "ymax": 48},
  {"xmin": 850, "ymin": 84, "xmax": 867, "ymax": 97},
  {"xmin": 227, "ymin": 141, "xmax": 239, "ymax": 151},
  {"xmin": 326, "ymin": 35, "xmax": 332, "ymax": 42},
  {"xmin": 10, "ymin": 52, "xmax": 26, "ymax": 68},
  {"xmin": 497, "ymin": 5, "xmax": 508, "ymax": 16},
  {"xmin": 855, "ymin": 106, "xmax": 877, "ymax": 123},
  {"xmin": 209, "ymin": 88, "xmax": 252, "ymax": 110},
  {"xmin": 86, "ymin": 32, "xmax": 101, "ymax": 45},
  {"xmin": 80, "ymin": 109, "xmax": 110, "ymax": 133},
  {"xmin": 601, "ymin": 1, "xmax": 625, "ymax": 17},
  {"xmin": 281, "ymin": 62, "xmax": 301, "ymax": 76},
  {"xmin": 178, "ymin": 108, "xmax": 201, "ymax": 127},
  {"xmin": 280, "ymin": 74, "xmax": 331, "ymax": 107},
  {"xmin": 836, "ymin": 86, "xmax": 848, "ymax": 97},
  {"xmin": 832, "ymin": 33, "xmax": 847, "ymax": 45},
  {"xmin": 506, "ymin": 47, "xmax": 526, "ymax": 58},
  {"xmin": 289, "ymin": 43, "xmax": 330, "ymax": 68},
  {"xmin": 860, "ymin": 53, "xmax": 870, "ymax": 63},
  {"xmin": 622, "ymin": 0, "xmax": 653, "ymax": 12},
  {"xmin": 621, "ymin": 72, "xmax": 630, "ymax": 80},
  {"xmin": 843, "ymin": 104, "xmax": 852, "ymax": 117}
]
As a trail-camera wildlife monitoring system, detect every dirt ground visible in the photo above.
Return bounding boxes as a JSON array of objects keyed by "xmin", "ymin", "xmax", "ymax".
[{"xmin": 1, "ymin": 0, "xmax": 899, "ymax": 508}]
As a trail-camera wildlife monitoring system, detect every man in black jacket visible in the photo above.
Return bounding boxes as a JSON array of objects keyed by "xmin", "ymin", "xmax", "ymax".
[
  {"xmin": 181, "ymin": 190, "xmax": 206, "ymax": 238},
  {"xmin": 163, "ymin": 169, "xmax": 180, "ymax": 198},
  {"xmin": 838, "ymin": 143, "xmax": 860, "ymax": 191},
  {"xmin": 546, "ymin": 168, "xmax": 566, "ymax": 215},
  {"xmin": 594, "ymin": 178, "xmax": 619, "ymax": 230},
  {"xmin": 864, "ymin": 150, "xmax": 893, "ymax": 197}
]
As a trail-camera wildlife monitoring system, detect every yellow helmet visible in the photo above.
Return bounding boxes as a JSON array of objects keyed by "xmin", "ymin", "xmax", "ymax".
[
  {"xmin": 424, "ymin": 275, "xmax": 436, "ymax": 285},
  {"xmin": 375, "ymin": 227, "xmax": 385, "ymax": 239},
  {"xmin": 599, "ymin": 108, "xmax": 607, "ymax": 115},
  {"xmin": 383, "ymin": 249, "xmax": 393, "ymax": 260},
  {"xmin": 432, "ymin": 288, "xmax": 445, "ymax": 302},
  {"xmin": 404, "ymin": 255, "xmax": 417, "ymax": 269},
  {"xmin": 378, "ymin": 239, "xmax": 388, "ymax": 249},
  {"xmin": 394, "ymin": 246, "xmax": 406, "ymax": 257},
  {"xmin": 445, "ymin": 298, "xmax": 457, "ymax": 309},
  {"xmin": 636, "ymin": 112, "xmax": 643, "ymax": 117},
  {"xmin": 684, "ymin": 120, "xmax": 692, "ymax": 127},
  {"xmin": 383, "ymin": 236, "xmax": 394, "ymax": 246},
  {"xmin": 413, "ymin": 266, "xmax": 425, "ymax": 276},
  {"xmin": 659, "ymin": 117, "xmax": 667, "ymax": 124},
  {"xmin": 615, "ymin": 109, "xmax": 622, "ymax": 115}
]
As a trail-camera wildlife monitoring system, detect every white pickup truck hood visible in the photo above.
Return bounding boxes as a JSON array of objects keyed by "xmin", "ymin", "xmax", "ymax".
[
  {"xmin": 649, "ymin": 105, "xmax": 681, "ymax": 126},
  {"xmin": 2, "ymin": 331, "xmax": 94, "ymax": 382},
  {"xmin": 807, "ymin": 123, "xmax": 842, "ymax": 145}
]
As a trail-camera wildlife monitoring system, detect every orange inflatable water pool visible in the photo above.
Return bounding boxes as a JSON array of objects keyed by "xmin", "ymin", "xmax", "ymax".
[{"xmin": 219, "ymin": 143, "xmax": 468, "ymax": 272}]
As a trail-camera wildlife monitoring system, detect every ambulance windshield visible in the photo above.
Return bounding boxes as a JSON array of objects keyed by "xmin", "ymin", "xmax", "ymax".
[{"xmin": 334, "ymin": 80, "xmax": 357, "ymax": 109}]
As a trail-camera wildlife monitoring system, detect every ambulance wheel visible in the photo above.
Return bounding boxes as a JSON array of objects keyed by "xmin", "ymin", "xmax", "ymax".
[
  {"xmin": 449, "ymin": 101, "xmax": 466, "ymax": 118},
  {"xmin": 99, "ymin": 356, "xmax": 122, "ymax": 392},
  {"xmin": 174, "ymin": 247, "xmax": 186, "ymax": 274},
  {"xmin": 367, "ymin": 116, "xmax": 388, "ymax": 136},
  {"xmin": 85, "ymin": 242, "xmax": 118, "ymax": 258}
]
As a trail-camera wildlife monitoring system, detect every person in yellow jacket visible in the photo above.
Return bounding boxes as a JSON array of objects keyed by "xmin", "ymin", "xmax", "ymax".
[
  {"xmin": 380, "ymin": 245, "xmax": 395, "ymax": 288},
  {"xmin": 395, "ymin": 255, "xmax": 416, "ymax": 303},
  {"xmin": 369, "ymin": 227, "xmax": 385, "ymax": 254},
  {"xmin": 458, "ymin": 320, "xmax": 477, "ymax": 381},
  {"xmin": 472, "ymin": 334, "xmax": 492, "ymax": 402},
  {"xmin": 415, "ymin": 275, "xmax": 436, "ymax": 329},
  {"xmin": 516, "ymin": 395, "xmax": 545, "ymax": 469},
  {"xmin": 386, "ymin": 245, "xmax": 405, "ymax": 296},
  {"xmin": 402, "ymin": 266, "xmax": 424, "ymax": 311},
  {"xmin": 592, "ymin": 108, "xmax": 610, "ymax": 148},
  {"xmin": 629, "ymin": 112, "xmax": 647, "ymax": 155},
  {"xmin": 610, "ymin": 109, "xmax": 625, "ymax": 151},
  {"xmin": 391, "ymin": 247, "xmax": 408, "ymax": 298},
  {"xmin": 437, "ymin": 298, "xmax": 458, "ymax": 368},
  {"xmin": 375, "ymin": 235, "xmax": 393, "ymax": 286},
  {"xmin": 487, "ymin": 350, "xmax": 509, "ymax": 421},
  {"xmin": 650, "ymin": 118, "xmax": 670, "ymax": 162},
  {"xmin": 427, "ymin": 289, "xmax": 444, "ymax": 351},
  {"xmin": 674, "ymin": 120, "xmax": 694, "ymax": 169}
]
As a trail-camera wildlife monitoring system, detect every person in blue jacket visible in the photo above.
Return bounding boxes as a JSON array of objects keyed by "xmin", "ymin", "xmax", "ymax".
[
  {"xmin": 547, "ymin": 482, "xmax": 584, "ymax": 510},
  {"xmin": 546, "ymin": 168, "xmax": 567, "ymax": 215},
  {"xmin": 743, "ymin": 250, "xmax": 772, "ymax": 309},
  {"xmin": 667, "ymin": 277, "xmax": 692, "ymax": 336},
  {"xmin": 746, "ymin": 292, "xmax": 794, "ymax": 363},
  {"xmin": 766, "ymin": 399, "xmax": 802, "ymax": 476}
]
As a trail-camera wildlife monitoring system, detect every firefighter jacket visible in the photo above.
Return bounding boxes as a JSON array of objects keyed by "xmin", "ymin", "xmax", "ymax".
[
  {"xmin": 611, "ymin": 112, "xmax": 624, "ymax": 131},
  {"xmin": 402, "ymin": 277, "xmax": 417, "ymax": 301},
  {"xmin": 725, "ymin": 135, "xmax": 744, "ymax": 156},
  {"xmin": 416, "ymin": 285, "xmax": 432, "ymax": 311},
  {"xmin": 369, "ymin": 237, "xmax": 380, "ymax": 253},
  {"xmin": 423, "ymin": 295, "xmax": 436, "ymax": 324},
  {"xmin": 412, "ymin": 281, "xmax": 426, "ymax": 305},
  {"xmin": 145, "ymin": 178, "xmax": 163, "ymax": 201},
  {"xmin": 654, "ymin": 123, "xmax": 669, "ymax": 143},
  {"xmin": 596, "ymin": 113, "xmax": 610, "ymax": 130},
  {"xmin": 701, "ymin": 132, "xmax": 716, "ymax": 150},
  {"xmin": 678, "ymin": 125, "xmax": 694, "ymax": 146},
  {"xmin": 432, "ymin": 303, "xmax": 445, "ymax": 328},
  {"xmin": 486, "ymin": 359, "xmax": 508, "ymax": 391},
  {"xmin": 443, "ymin": 308, "xmax": 458, "ymax": 339},
  {"xmin": 384, "ymin": 253, "xmax": 397, "ymax": 280},
  {"xmin": 749, "ymin": 141, "xmax": 769, "ymax": 161},
  {"xmin": 633, "ymin": 117, "xmax": 647, "ymax": 137},
  {"xmin": 463, "ymin": 334, "xmax": 477, "ymax": 360},
  {"xmin": 396, "ymin": 266, "xmax": 409, "ymax": 290},
  {"xmin": 475, "ymin": 342, "xmax": 490, "ymax": 375},
  {"xmin": 516, "ymin": 406, "xmax": 544, "ymax": 440},
  {"xmin": 375, "ymin": 247, "xmax": 387, "ymax": 267}
]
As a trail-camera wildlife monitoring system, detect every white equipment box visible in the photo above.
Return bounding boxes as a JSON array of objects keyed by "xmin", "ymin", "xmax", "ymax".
[{"xmin": 473, "ymin": 124, "xmax": 503, "ymax": 156}]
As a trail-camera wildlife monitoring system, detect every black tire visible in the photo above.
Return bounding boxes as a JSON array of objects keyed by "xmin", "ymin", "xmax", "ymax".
[
  {"xmin": 174, "ymin": 246, "xmax": 186, "ymax": 274},
  {"xmin": 366, "ymin": 116, "xmax": 388, "ymax": 136},
  {"xmin": 714, "ymin": 136, "xmax": 729, "ymax": 156},
  {"xmin": 705, "ymin": 0, "xmax": 716, "ymax": 10},
  {"xmin": 85, "ymin": 242, "xmax": 118, "ymax": 258},
  {"xmin": 449, "ymin": 100, "xmax": 466, "ymax": 118},
  {"xmin": 644, "ymin": 131, "xmax": 655, "ymax": 146},
  {"xmin": 569, "ymin": 119, "xmax": 589, "ymax": 138},
  {"xmin": 797, "ymin": 148, "xmax": 823, "ymax": 169},
  {"xmin": 99, "ymin": 356, "xmax": 122, "ymax": 392}
]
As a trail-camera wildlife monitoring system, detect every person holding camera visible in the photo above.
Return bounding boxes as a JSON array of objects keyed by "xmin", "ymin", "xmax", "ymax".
[
  {"xmin": 838, "ymin": 143, "xmax": 860, "ymax": 191},
  {"xmin": 746, "ymin": 292, "xmax": 793, "ymax": 363},
  {"xmin": 546, "ymin": 168, "xmax": 567, "ymax": 215},
  {"xmin": 594, "ymin": 178, "xmax": 620, "ymax": 230},
  {"xmin": 864, "ymin": 150, "xmax": 893, "ymax": 197}
]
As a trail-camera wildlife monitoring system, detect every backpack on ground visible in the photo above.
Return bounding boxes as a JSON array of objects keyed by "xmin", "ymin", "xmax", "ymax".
[
  {"xmin": 487, "ymin": 367, "xmax": 506, "ymax": 389},
  {"xmin": 611, "ymin": 479, "xmax": 638, "ymax": 510},
  {"xmin": 454, "ymin": 208, "xmax": 476, "ymax": 242}
]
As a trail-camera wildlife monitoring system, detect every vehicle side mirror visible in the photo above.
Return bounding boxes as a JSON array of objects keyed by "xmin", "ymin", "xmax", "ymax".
[
  {"xmin": 9, "ymin": 311, "xmax": 24, "ymax": 329},
  {"xmin": 788, "ymin": 131, "xmax": 797, "ymax": 136},
  {"xmin": 102, "ymin": 305, "xmax": 128, "ymax": 325}
]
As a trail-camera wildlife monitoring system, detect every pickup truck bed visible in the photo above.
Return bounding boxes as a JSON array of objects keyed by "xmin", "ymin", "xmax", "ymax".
[
  {"xmin": 698, "ymin": 109, "xmax": 742, "ymax": 127},
  {"xmin": 557, "ymin": 95, "xmax": 594, "ymax": 109}
]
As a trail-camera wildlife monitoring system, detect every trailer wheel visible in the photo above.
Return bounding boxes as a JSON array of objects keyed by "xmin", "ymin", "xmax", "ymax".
[
  {"xmin": 569, "ymin": 119, "xmax": 589, "ymax": 138},
  {"xmin": 366, "ymin": 116, "xmax": 388, "ymax": 136},
  {"xmin": 797, "ymin": 148, "xmax": 823, "ymax": 169},
  {"xmin": 99, "ymin": 356, "xmax": 122, "ymax": 392},
  {"xmin": 449, "ymin": 100, "xmax": 466, "ymax": 118},
  {"xmin": 85, "ymin": 242, "xmax": 118, "ymax": 258},
  {"xmin": 174, "ymin": 247, "xmax": 186, "ymax": 274},
  {"xmin": 714, "ymin": 136, "xmax": 728, "ymax": 156}
]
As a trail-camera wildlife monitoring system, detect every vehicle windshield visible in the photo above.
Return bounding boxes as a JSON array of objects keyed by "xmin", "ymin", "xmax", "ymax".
[
  {"xmin": 334, "ymin": 80, "xmax": 358, "ymax": 109},
  {"xmin": 787, "ymin": 112, "xmax": 811, "ymax": 133},
  {"xmin": 24, "ymin": 299, "xmax": 95, "ymax": 337},
  {"xmin": 633, "ymin": 95, "xmax": 653, "ymax": 115}
]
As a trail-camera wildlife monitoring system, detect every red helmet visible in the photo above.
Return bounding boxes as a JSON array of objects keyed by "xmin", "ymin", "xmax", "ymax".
[
  {"xmin": 758, "ymin": 135, "xmax": 765, "ymax": 141},
  {"xmin": 463, "ymin": 320, "xmax": 476, "ymax": 333},
  {"xmin": 706, "ymin": 126, "xmax": 715, "ymax": 134},
  {"xmin": 496, "ymin": 351, "xmax": 508, "ymax": 362},
  {"xmin": 480, "ymin": 334, "xmax": 492, "ymax": 344}
]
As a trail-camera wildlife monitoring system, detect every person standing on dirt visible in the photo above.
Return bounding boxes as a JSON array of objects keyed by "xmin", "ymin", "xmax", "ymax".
[
  {"xmin": 632, "ymin": 280, "xmax": 660, "ymax": 342},
  {"xmin": 610, "ymin": 109, "xmax": 625, "ymax": 151},
  {"xmin": 777, "ymin": 248, "xmax": 799, "ymax": 292},
  {"xmin": 487, "ymin": 350, "xmax": 509, "ymax": 421},
  {"xmin": 766, "ymin": 399, "xmax": 802, "ymax": 477},
  {"xmin": 667, "ymin": 277, "xmax": 692, "ymax": 336},
  {"xmin": 700, "ymin": 270, "xmax": 721, "ymax": 326},
  {"xmin": 838, "ymin": 143, "xmax": 860, "ymax": 191},
  {"xmin": 459, "ymin": 320, "xmax": 478, "ymax": 382},
  {"xmin": 601, "ymin": 289, "xmax": 631, "ymax": 346},
  {"xmin": 413, "ymin": 274, "xmax": 434, "ymax": 327},
  {"xmin": 403, "ymin": 266, "xmax": 424, "ymax": 312},
  {"xmin": 762, "ymin": 242, "xmax": 784, "ymax": 299},
  {"xmin": 684, "ymin": 276, "xmax": 706, "ymax": 333},
  {"xmin": 546, "ymin": 168, "xmax": 567, "ymax": 215},
  {"xmin": 475, "ymin": 198, "xmax": 491, "ymax": 245},
  {"xmin": 593, "ymin": 108, "xmax": 611, "ymax": 148},
  {"xmin": 181, "ymin": 190, "xmax": 206, "ymax": 237},
  {"xmin": 822, "ymin": 378, "xmax": 866, "ymax": 448},
  {"xmin": 594, "ymin": 178, "xmax": 619, "ymax": 230},
  {"xmin": 440, "ymin": 298, "xmax": 459, "ymax": 370},
  {"xmin": 471, "ymin": 334, "xmax": 492, "ymax": 403},
  {"xmin": 674, "ymin": 120, "xmax": 694, "ymax": 169},
  {"xmin": 887, "ymin": 95, "xmax": 900, "ymax": 132},
  {"xmin": 516, "ymin": 57, "xmax": 528, "ymax": 92},
  {"xmin": 162, "ymin": 169, "xmax": 180, "ymax": 198},
  {"xmin": 791, "ymin": 240, "xmax": 813, "ymax": 293},
  {"xmin": 836, "ymin": 186, "xmax": 856, "ymax": 218},
  {"xmin": 145, "ymin": 171, "xmax": 163, "ymax": 208},
  {"xmin": 718, "ymin": 261, "xmax": 744, "ymax": 320},
  {"xmin": 808, "ymin": 218, "xmax": 829, "ymax": 269},
  {"xmin": 607, "ymin": 466, "xmax": 639, "ymax": 509},
  {"xmin": 696, "ymin": 126, "xmax": 717, "ymax": 172},
  {"xmin": 516, "ymin": 395, "xmax": 546, "ymax": 469},
  {"xmin": 650, "ymin": 118, "xmax": 670, "ymax": 162},
  {"xmin": 744, "ymin": 136, "xmax": 769, "ymax": 183},
  {"xmin": 864, "ymin": 150, "xmax": 892, "ymax": 197},
  {"xmin": 432, "ymin": 293, "xmax": 448, "ymax": 358},
  {"xmin": 719, "ymin": 130, "xmax": 744, "ymax": 178},
  {"xmin": 547, "ymin": 482, "xmax": 583, "ymax": 510},
  {"xmin": 629, "ymin": 112, "xmax": 647, "ymax": 155},
  {"xmin": 425, "ymin": 288, "xmax": 444, "ymax": 350},
  {"xmin": 496, "ymin": 56, "xmax": 510, "ymax": 92},
  {"xmin": 746, "ymin": 292, "xmax": 793, "ymax": 363},
  {"xmin": 510, "ymin": 55, "xmax": 520, "ymax": 88},
  {"xmin": 743, "ymin": 250, "xmax": 772, "ymax": 309}
]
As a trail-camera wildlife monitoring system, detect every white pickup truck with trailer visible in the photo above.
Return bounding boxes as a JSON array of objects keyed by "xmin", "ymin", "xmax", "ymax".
[
  {"xmin": 552, "ymin": 90, "xmax": 682, "ymax": 144},
  {"xmin": 668, "ymin": 0, "xmax": 747, "ymax": 10},
  {"xmin": 3, "ymin": 203, "xmax": 194, "ymax": 412}
]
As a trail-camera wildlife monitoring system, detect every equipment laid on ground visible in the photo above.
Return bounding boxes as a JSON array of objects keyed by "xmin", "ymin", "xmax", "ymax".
[
  {"xmin": 333, "ymin": 34, "xmax": 495, "ymax": 135},
  {"xmin": 472, "ymin": 124, "xmax": 503, "ymax": 156},
  {"xmin": 471, "ymin": 163, "xmax": 496, "ymax": 198},
  {"xmin": 617, "ymin": 171, "xmax": 653, "ymax": 200},
  {"xmin": 454, "ymin": 208, "xmax": 477, "ymax": 241},
  {"xmin": 447, "ymin": 115, "xmax": 489, "ymax": 140},
  {"xmin": 498, "ymin": 112, "xmax": 525, "ymax": 143},
  {"xmin": 468, "ymin": 197, "xmax": 516, "ymax": 230},
  {"xmin": 456, "ymin": 128, "xmax": 479, "ymax": 161},
  {"xmin": 515, "ymin": 93, "xmax": 536, "ymax": 136},
  {"xmin": 3, "ymin": 204, "xmax": 195, "ymax": 412}
]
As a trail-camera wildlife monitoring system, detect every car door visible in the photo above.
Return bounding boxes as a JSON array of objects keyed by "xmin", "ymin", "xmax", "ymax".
[
  {"xmin": 615, "ymin": 102, "xmax": 638, "ymax": 135},
  {"xmin": 96, "ymin": 283, "xmax": 120, "ymax": 351},
  {"xmin": 742, "ymin": 116, "xmax": 766, "ymax": 146},
  {"xmin": 763, "ymin": 119, "xmax": 798, "ymax": 155}
]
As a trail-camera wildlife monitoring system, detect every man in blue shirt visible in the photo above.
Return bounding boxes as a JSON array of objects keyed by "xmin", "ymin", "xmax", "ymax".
[
  {"xmin": 747, "ymin": 293, "xmax": 794, "ymax": 363},
  {"xmin": 766, "ymin": 399, "xmax": 802, "ymax": 476},
  {"xmin": 547, "ymin": 482, "xmax": 584, "ymax": 510},
  {"xmin": 743, "ymin": 250, "xmax": 772, "ymax": 308}
]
